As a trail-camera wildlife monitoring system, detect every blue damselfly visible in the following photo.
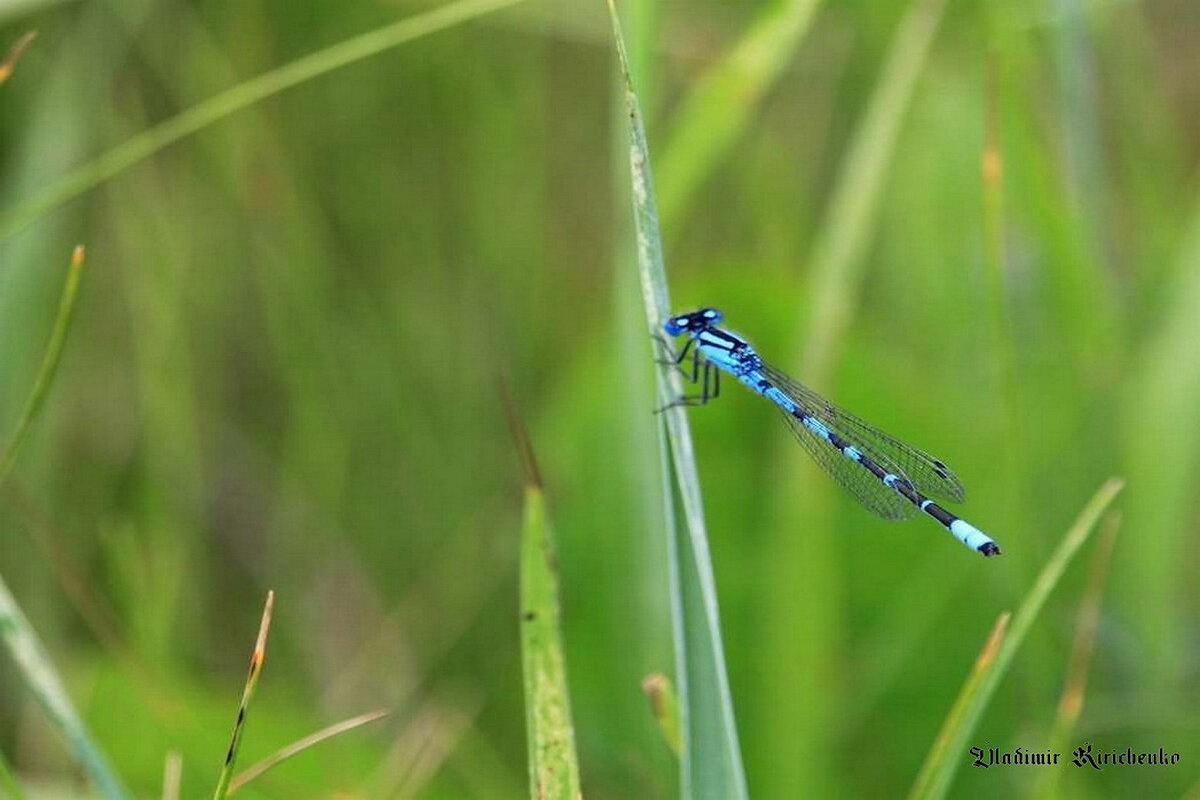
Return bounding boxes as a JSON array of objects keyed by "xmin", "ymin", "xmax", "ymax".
[{"xmin": 659, "ymin": 307, "xmax": 1000, "ymax": 557}]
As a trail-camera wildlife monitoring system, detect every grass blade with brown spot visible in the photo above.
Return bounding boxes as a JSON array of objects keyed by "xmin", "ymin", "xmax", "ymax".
[{"xmin": 212, "ymin": 590, "xmax": 275, "ymax": 800}]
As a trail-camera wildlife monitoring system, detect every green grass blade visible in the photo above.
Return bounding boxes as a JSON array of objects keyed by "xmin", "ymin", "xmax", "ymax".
[
  {"xmin": 228, "ymin": 709, "xmax": 390, "ymax": 795},
  {"xmin": 505, "ymin": 381, "xmax": 582, "ymax": 799},
  {"xmin": 799, "ymin": 0, "xmax": 947, "ymax": 384},
  {"xmin": 0, "ymin": 0, "xmax": 525, "ymax": 242},
  {"xmin": 519, "ymin": 486, "xmax": 583, "ymax": 800},
  {"xmin": 0, "ymin": 245, "xmax": 85, "ymax": 487},
  {"xmin": 212, "ymin": 590, "xmax": 275, "ymax": 800},
  {"xmin": 657, "ymin": 0, "xmax": 822, "ymax": 230},
  {"xmin": 907, "ymin": 477, "xmax": 1124, "ymax": 800},
  {"xmin": 609, "ymin": 3, "xmax": 748, "ymax": 798},
  {"xmin": 0, "ymin": 578, "xmax": 130, "ymax": 800}
]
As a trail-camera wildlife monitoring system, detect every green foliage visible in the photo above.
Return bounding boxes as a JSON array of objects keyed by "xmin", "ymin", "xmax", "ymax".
[{"xmin": 0, "ymin": 0, "xmax": 1193, "ymax": 797}]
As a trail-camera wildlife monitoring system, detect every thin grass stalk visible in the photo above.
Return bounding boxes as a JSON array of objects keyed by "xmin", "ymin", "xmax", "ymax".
[
  {"xmin": 212, "ymin": 591, "xmax": 275, "ymax": 800},
  {"xmin": 608, "ymin": 3, "xmax": 747, "ymax": 796},
  {"xmin": 0, "ymin": 245, "xmax": 85, "ymax": 486},
  {"xmin": 907, "ymin": 478, "xmax": 1124, "ymax": 800},
  {"xmin": 0, "ymin": 0, "xmax": 527, "ymax": 242}
]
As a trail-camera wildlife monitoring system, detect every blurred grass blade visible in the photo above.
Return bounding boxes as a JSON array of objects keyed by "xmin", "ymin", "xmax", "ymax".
[
  {"xmin": 0, "ymin": 579, "xmax": 130, "ymax": 800},
  {"xmin": 0, "ymin": 30, "xmax": 35, "ymax": 86},
  {"xmin": 799, "ymin": 0, "xmax": 947, "ymax": 383},
  {"xmin": 0, "ymin": 245, "xmax": 85, "ymax": 487},
  {"xmin": 213, "ymin": 590, "xmax": 275, "ymax": 800},
  {"xmin": 657, "ymin": 0, "xmax": 821, "ymax": 229},
  {"xmin": 228, "ymin": 709, "xmax": 390, "ymax": 795},
  {"xmin": 161, "ymin": 751, "xmax": 182, "ymax": 800},
  {"xmin": 908, "ymin": 477, "xmax": 1124, "ymax": 800},
  {"xmin": 0, "ymin": 0, "xmax": 526, "ymax": 241},
  {"xmin": 1031, "ymin": 513, "xmax": 1119, "ymax": 800},
  {"xmin": 0, "ymin": 749, "xmax": 27, "ymax": 800},
  {"xmin": 609, "ymin": 3, "xmax": 748, "ymax": 798},
  {"xmin": 641, "ymin": 673, "xmax": 682, "ymax": 756}
]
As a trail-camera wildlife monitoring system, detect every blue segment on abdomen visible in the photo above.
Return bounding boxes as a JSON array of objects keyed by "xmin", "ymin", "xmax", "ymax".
[{"xmin": 802, "ymin": 415, "xmax": 831, "ymax": 441}]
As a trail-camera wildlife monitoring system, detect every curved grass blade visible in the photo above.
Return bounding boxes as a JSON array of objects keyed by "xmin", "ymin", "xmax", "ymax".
[
  {"xmin": 0, "ymin": 0, "xmax": 526, "ymax": 242},
  {"xmin": 0, "ymin": 245, "xmax": 85, "ymax": 487},
  {"xmin": 227, "ymin": 709, "xmax": 390, "ymax": 795},
  {"xmin": 503, "ymin": 383, "xmax": 582, "ymax": 799},
  {"xmin": 609, "ymin": 3, "xmax": 748, "ymax": 797},
  {"xmin": 1030, "ymin": 513, "xmax": 1119, "ymax": 800},
  {"xmin": 212, "ymin": 591, "xmax": 275, "ymax": 800},
  {"xmin": 907, "ymin": 477, "xmax": 1124, "ymax": 800},
  {"xmin": 656, "ymin": 0, "xmax": 822, "ymax": 229}
]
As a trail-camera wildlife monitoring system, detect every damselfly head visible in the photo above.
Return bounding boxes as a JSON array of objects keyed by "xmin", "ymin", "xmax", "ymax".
[{"xmin": 664, "ymin": 307, "xmax": 723, "ymax": 336}]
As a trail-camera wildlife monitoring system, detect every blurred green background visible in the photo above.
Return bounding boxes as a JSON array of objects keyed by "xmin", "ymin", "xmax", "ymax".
[{"xmin": 1, "ymin": 0, "xmax": 1198, "ymax": 797}]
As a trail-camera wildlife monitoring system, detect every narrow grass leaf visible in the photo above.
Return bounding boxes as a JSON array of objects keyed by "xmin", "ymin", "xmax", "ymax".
[
  {"xmin": 799, "ymin": 0, "xmax": 947, "ymax": 384},
  {"xmin": 907, "ymin": 478, "xmax": 1124, "ymax": 800},
  {"xmin": 0, "ymin": 245, "xmax": 85, "ymax": 487},
  {"xmin": 609, "ymin": 3, "xmax": 748, "ymax": 797},
  {"xmin": 228, "ymin": 709, "xmax": 390, "ymax": 795},
  {"xmin": 0, "ymin": 579, "xmax": 130, "ymax": 800},
  {"xmin": 641, "ymin": 673, "xmax": 682, "ymax": 756},
  {"xmin": 0, "ymin": 31, "xmax": 35, "ymax": 86},
  {"xmin": 0, "ymin": 0, "xmax": 526, "ymax": 241},
  {"xmin": 519, "ymin": 487, "xmax": 582, "ymax": 798},
  {"xmin": 1031, "ymin": 513, "xmax": 1120, "ymax": 800},
  {"xmin": 505, "ymin": 384, "xmax": 582, "ymax": 799},
  {"xmin": 212, "ymin": 590, "xmax": 275, "ymax": 800},
  {"xmin": 657, "ymin": 0, "xmax": 821, "ymax": 229}
]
